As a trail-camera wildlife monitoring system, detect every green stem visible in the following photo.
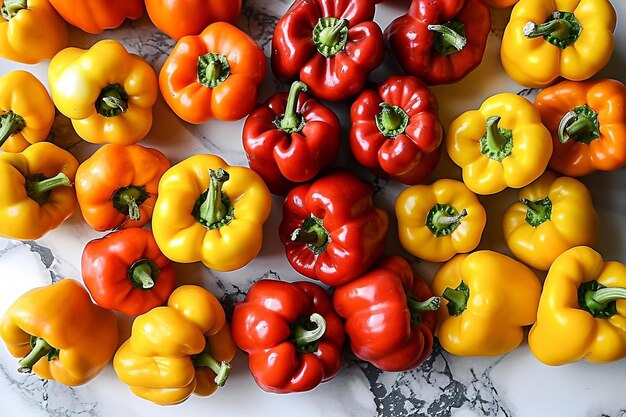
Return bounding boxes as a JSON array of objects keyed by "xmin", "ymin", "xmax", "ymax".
[
  {"xmin": 199, "ymin": 169, "xmax": 229, "ymax": 225},
  {"xmin": 192, "ymin": 353, "xmax": 231, "ymax": 387},
  {"xmin": 96, "ymin": 84, "xmax": 129, "ymax": 117},
  {"xmin": 0, "ymin": 111, "xmax": 25, "ymax": 147},
  {"xmin": 442, "ymin": 281, "xmax": 470, "ymax": 317},
  {"xmin": 277, "ymin": 81, "xmax": 307, "ymax": 133},
  {"xmin": 426, "ymin": 204, "xmax": 466, "ymax": 238},
  {"xmin": 1, "ymin": 0, "xmax": 27, "ymax": 20},
  {"xmin": 319, "ymin": 19, "xmax": 348, "ymax": 47},
  {"xmin": 291, "ymin": 224, "xmax": 327, "ymax": 247},
  {"xmin": 558, "ymin": 105, "xmax": 600, "ymax": 144},
  {"xmin": 480, "ymin": 116, "xmax": 514, "ymax": 162},
  {"xmin": 523, "ymin": 12, "xmax": 582, "ymax": 49},
  {"xmin": 26, "ymin": 173, "xmax": 70, "ymax": 204},
  {"xmin": 197, "ymin": 53, "xmax": 231, "ymax": 88},
  {"xmin": 523, "ymin": 19, "xmax": 563, "ymax": 38},
  {"xmin": 128, "ymin": 259, "xmax": 159, "ymax": 289},
  {"xmin": 17, "ymin": 337, "xmax": 53, "ymax": 373},
  {"xmin": 292, "ymin": 313, "xmax": 326, "ymax": 346},
  {"xmin": 428, "ymin": 21, "xmax": 467, "ymax": 56},
  {"xmin": 485, "ymin": 116, "xmax": 507, "ymax": 151},
  {"xmin": 521, "ymin": 197, "xmax": 552, "ymax": 227},
  {"xmin": 407, "ymin": 295, "xmax": 440, "ymax": 325},
  {"xmin": 313, "ymin": 17, "xmax": 349, "ymax": 57},
  {"xmin": 591, "ymin": 287, "xmax": 626, "ymax": 305},
  {"xmin": 437, "ymin": 209, "xmax": 468, "ymax": 226},
  {"xmin": 112, "ymin": 186, "xmax": 148, "ymax": 221},
  {"xmin": 375, "ymin": 103, "xmax": 410, "ymax": 137}
]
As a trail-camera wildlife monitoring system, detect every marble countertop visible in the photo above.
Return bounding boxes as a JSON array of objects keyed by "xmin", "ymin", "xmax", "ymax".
[{"xmin": 1, "ymin": 1, "xmax": 625, "ymax": 416}]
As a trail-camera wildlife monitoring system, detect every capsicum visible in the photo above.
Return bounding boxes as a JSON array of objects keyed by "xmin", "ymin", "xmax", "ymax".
[
  {"xmin": 534, "ymin": 78, "xmax": 626, "ymax": 176},
  {"xmin": 0, "ymin": 0, "xmax": 67, "ymax": 64},
  {"xmin": 0, "ymin": 279, "xmax": 118, "ymax": 386},
  {"xmin": 395, "ymin": 179, "xmax": 486, "ymax": 263},
  {"xmin": 446, "ymin": 93, "xmax": 553, "ymax": 195},
  {"xmin": 159, "ymin": 22, "xmax": 266, "ymax": 123},
  {"xmin": 152, "ymin": 154, "xmax": 271, "ymax": 272},
  {"xmin": 432, "ymin": 251, "xmax": 542, "ymax": 356},
  {"xmin": 279, "ymin": 170, "xmax": 389, "ymax": 286},
  {"xmin": 232, "ymin": 280, "xmax": 344, "ymax": 393},
  {"xmin": 271, "ymin": 0, "xmax": 384, "ymax": 101},
  {"xmin": 385, "ymin": 0, "xmax": 490, "ymax": 85},
  {"xmin": 501, "ymin": 0, "xmax": 616, "ymax": 87},
  {"xmin": 333, "ymin": 256, "xmax": 438, "ymax": 371},
  {"xmin": 350, "ymin": 75, "xmax": 443, "ymax": 184},
  {"xmin": 82, "ymin": 228, "xmax": 176, "ymax": 316},
  {"xmin": 243, "ymin": 81, "xmax": 341, "ymax": 195},
  {"xmin": 48, "ymin": 39, "xmax": 158, "ymax": 145},
  {"xmin": 503, "ymin": 172, "xmax": 599, "ymax": 271},
  {"xmin": 75, "ymin": 144, "xmax": 170, "ymax": 231},
  {"xmin": 48, "ymin": 0, "xmax": 142, "ymax": 34},
  {"xmin": 529, "ymin": 246, "xmax": 626, "ymax": 365},
  {"xmin": 0, "ymin": 70, "xmax": 55, "ymax": 153},
  {"xmin": 114, "ymin": 285, "xmax": 236, "ymax": 405},
  {"xmin": 485, "ymin": 0, "xmax": 517, "ymax": 7},
  {"xmin": 0, "ymin": 142, "xmax": 78, "ymax": 240}
]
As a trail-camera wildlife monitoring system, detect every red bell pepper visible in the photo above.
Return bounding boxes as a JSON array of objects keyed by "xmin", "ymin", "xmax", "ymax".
[
  {"xmin": 279, "ymin": 170, "xmax": 389, "ymax": 286},
  {"xmin": 385, "ymin": 0, "xmax": 490, "ymax": 85},
  {"xmin": 242, "ymin": 81, "xmax": 341, "ymax": 195},
  {"xmin": 333, "ymin": 256, "xmax": 438, "ymax": 371},
  {"xmin": 81, "ymin": 228, "xmax": 176, "ymax": 316},
  {"xmin": 231, "ymin": 280, "xmax": 344, "ymax": 393},
  {"xmin": 350, "ymin": 75, "xmax": 443, "ymax": 185},
  {"xmin": 271, "ymin": 0, "xmax": 384, "ymax": 102}
]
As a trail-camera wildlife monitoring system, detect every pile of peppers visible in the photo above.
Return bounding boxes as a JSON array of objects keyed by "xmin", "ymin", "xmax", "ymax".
[{"xmin": 0, "ymin": 0, "xmax": 624, "ymax": 405}]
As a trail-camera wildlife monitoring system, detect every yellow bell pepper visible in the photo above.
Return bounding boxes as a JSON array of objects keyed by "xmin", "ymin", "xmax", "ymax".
[
  {"xmin": 503, "ymin": 171, "xmax": 599, "ymax": 270},
  {"xmin": 501, "ymin": 0, "xmax": 616, "ymax": 88},
  {"xmin": 432, "ymin": 251, "xmax": 542, "ymax": 356},
  {"xmin": 113, "ymin": 285, "xmax": 237, "ymax": 405},
  {"xmin": 48, "ymin": 39, "xmax": 158, "ymax": 145},
  {"xmin": 0, "ymin": 279, "xmax": 118, "ymax": 386},
  {"xmin": 152, "ymin": 154, "xmax": 271, "ymax": 271},
  {"xmin": 0, "ymin": 142, "xmax": 78, "ymax": 240},
  {"xmin": 395, "ymin": 179, "xmax": 486, "ymax": 263},
  {"xmin": 446, "ymin": 93, "xmax": 553, "ymax": 195},
  {"xmin": 0, "ymin": 0, "xmax": 67, "ymax": 64},
  {"xmin": 0, "ymin": 70, "xmax": 55, "ymax": 153},
  {"xmin": 529, "ymin": 246, "xmax": 626, "ymax": 365}
]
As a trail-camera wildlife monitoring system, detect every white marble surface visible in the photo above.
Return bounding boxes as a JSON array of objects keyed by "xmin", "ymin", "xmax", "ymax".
[{"xmin": 0, "ymin": 1, "xmax": 625, "ymax": 416}]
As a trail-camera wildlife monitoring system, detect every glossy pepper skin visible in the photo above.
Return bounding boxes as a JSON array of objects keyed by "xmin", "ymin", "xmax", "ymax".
[
  {"xmin": 0, "ymin": 0, "xmax": 67, "ymax": 64},
  {"xmin": 333, "ymin": 256, "xmax": 438, "ymax": 371},
  {"xmin": 385, "ymin": 0, "xmax": 490, "ymax": 85},
  {"xmin": 48, "ymin": 0, "xmax": 142, "ymax": 34},
  {"xmin": 271, "ymin": 0, "xmax": 384, "ymax": 102},
  {"xmin": 395, "ymin": 179, "xmax": 487, "ymax": 263},
  {"xmin": 48, "ymin": 39, "xmax": 158, "ymax": 145},
  {"xmin": 232, "ymin": 280, "xmax": 344, "ymax": 393},
  {"xmin": 146, "ymin": 0, "xmax": 241, "ymax": 40},
  {"xmin": 501, "ymin": 0, "xmax": 616, "ymax": 88},
  {"xmin": 152, "ymin": 154, "xmax": 271, "ymax": 272},
  {"xmin": 243, "ymin": 81, "xmax": 340, "ymax": 195},
  {"xmin": 114, "ymin": 285, "xmax": 236, "ymax": 405},
  {"xmin": 503, "ymin": 172, "xmax": 599, "ymax": 271},
  {"xmin": 446, "ymin": 93, "xmax": 553, "ymax": 195},
  {"xmin": 279, "ymin": 170, "xmax": 389, "ymax": 286},
  {"xmin": 432, "ymin": 251, "xmax": 542, "ymax": 356},
  {"xmin": 0, "ymin": 279, "xmax": 118, "ymax": 386},
  {"xmin": 82, "ymin": 228, "xmax": 176, "ymax": 316},
  {"xmin": 160, "ymin": 22, "xmax": 266, "ymax": 123},
  {"xmin": 534, "ymin": 78, "xmax": 626, "ymax": 176},
  {"xmin": 75, "ymin": 144, "xmax": 170, "ymax": 231},
  {"xmin": 529, "ymin": 247, "xmax": 626, "ymax": 365},
  {"xmin": 350, "ymin": 76, "xmax": 443, "ymax": 184},
  {"xmin": 0, "ymin": 71, "xmax": 55, "ymax": 153},
  {"xmin": 0, "ymin": 142, "xmax": 78, "ymax": 240}
]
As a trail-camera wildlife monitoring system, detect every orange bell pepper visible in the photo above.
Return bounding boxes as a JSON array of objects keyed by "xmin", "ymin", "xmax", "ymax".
[{"xmin": 48, "ymin": 0, "xmax": 143, "ymax": 34}]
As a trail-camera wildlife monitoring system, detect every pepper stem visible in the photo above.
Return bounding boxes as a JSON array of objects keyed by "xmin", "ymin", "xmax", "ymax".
[
  {"xmin": 18, "ymin": 337, "xmax": 53, "ymax": 373},
  {"xmin": 96, "ymin": 84, "xmax": 129, "ymax": 117},
  {"xmin": 199, "ymin": 169, "xmax": 229, "ymax": 225},
  {"xmin": 112, "ymin": 186, "xmax": 148, "ymax": 221},
  {"xmin": 558, "ymin": 105, "xmax": 600, "ymax": 144},
  {"xmin": 428, "ymin": 22, "xmax": 467, "ymax": 56},
  {"xmin": 118, "ymin": 192, "xmax": 140, "ymax": 221},
  {"xmin": 485, "ymin": 116, "xmax": 507, "ymax": 151},
  {"xmin": 192, "ymin": 353, "xmax": 231, "ymax": 387},
  {"xmin": 277, "ymin": 81, "xmax": 307, "ymax": 133},
  {"xmin": 319, "ymin": 19, "xmax": 348, "ymax": 47},
  {"xmin": 128, "ymin": 260, "xmax": 159, "ymax": 289},
  {"xmin": 375, "ymin": 102, "xmax": 410, "ymax": 137},
  {"xmin": 26, "ymin": 173, "xmax": 70, "ymax": 203},
  {"xmin": 197, "ymin": 53, "xmax": 231, "ymax": 88},
  {"xmin": 523, "ymin": 12, "xmax": 582, "ymax": 49},
  {"xmin": 1, "ymin": 0, "xmax": 27, "ymax": 20},
  {"xmin": 523, "ymin": 19, "xmax": 563, "ymax": 38},
  {"xmin": 292, "ymin": 313, "xmax": 326, "ymax": 346},
  {"xmin": 442, "ymin": 281, "xmax": 469, "ymax": 317},
  {"xmin": 313, "ymin": 17, "xmax": 349, "ymax": 57},
  {"xmin": 0, "ymin": 111, "xmax": 25, "ymax": 147},
  {"xmin": 291, "ymin": 224, "xmax": 326, "ymax": 247},
  {"xmin": 590, "ymin": 287, "xmax": 626, "ymax": 305},
  {"xmin": 407, "ymin": 294, "xmax": 440, "ymax": 324},
  {"xmin": 437, "ymin": 209, "xmax": 468, "ymax": 226}
]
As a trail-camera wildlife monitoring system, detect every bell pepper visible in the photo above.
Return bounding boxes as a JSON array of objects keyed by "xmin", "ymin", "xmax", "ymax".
[
  {"xmin": 0, "ymin": 70, "xmax": 55, "ymax": 153},
  {"xmin": 0, "ymin": 0, "xmax": 67, "ymax": 64},
  {"xmin": 485, "ymin": 0, "xmax": 517, "ymax": 6},
  {"xmin": 82, "ymin": 228, "xmax": 176, "ymax": 316},
  {"xmin": 232, "ymin": 280, "xmax": 344, "ymax": 393},
  {"xmin": 48, "ymin": 39, "xmax": 158, "ymax": 145},
  {"xmin": 279, "ymin": 170, "xmax": 389, "ymax": 286},
  {"xmin": 0, "ymin": 279, "xmax": 118, "ymax": 386},
  {"xmin": 242, "ymin": 81, "xmax": 341, "ymax": 195},
  {"xmin": 333, "ymin": 256, "xmax": 438, "ymax": 371},
  {"xmin": 145, "ymin": 0, "xmax": 241, "ymax": 40},
  {"xmin": 529, "ymin": 246, "xmax": 626, "ymax": 365},
  {"xmin": 501, "ymin": 0, "xmax": 616, "ymax": 88},
  {"xmin": 48, "ymin": 0, "xmax": 142, "ymax": 34},
  {"xmin": 159, "ymin": 22, "xmax": 266, "ymax": 124},
  {"xmin": 503, "ymin": 172, "xmax": 599, "ymax": 271},
  {"xmin": 75, "ymin": 144, "xmax": 170, "ymax": 232},
  {"xmin": 534, "ymin": 78, "xmax": 626, "ymax": 176},
  {"xmin": 384, "ymin": 0, "xmax": 490, "ymax": 85},
  {"xmin": 446, "ymin": 93, "xmax": 553, "ymax": 195},
  {"xmin": 114, "ymin": 285, "xmax": 236, "ymax": 405},
  {"xmin": 152, "ymin": 154, "xmax": 271, "ymax": 272},
  {"xmin": 395, "ymin": 179, "xmax": 486, "ymax": 263},
  {"xmin": 350, "ymin": 75, "xmax": 443, "ymax": 184},
  {"xmin": 0, "ymin": 142, "xmax": 78, "ymax": 240},
  {"xmin": 432, "ymin": 251, "xmax": 542, "ymax": 356},
  {"xmin": 271, "ymin": 0, "xmax": 384, "ymax": 102}
]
